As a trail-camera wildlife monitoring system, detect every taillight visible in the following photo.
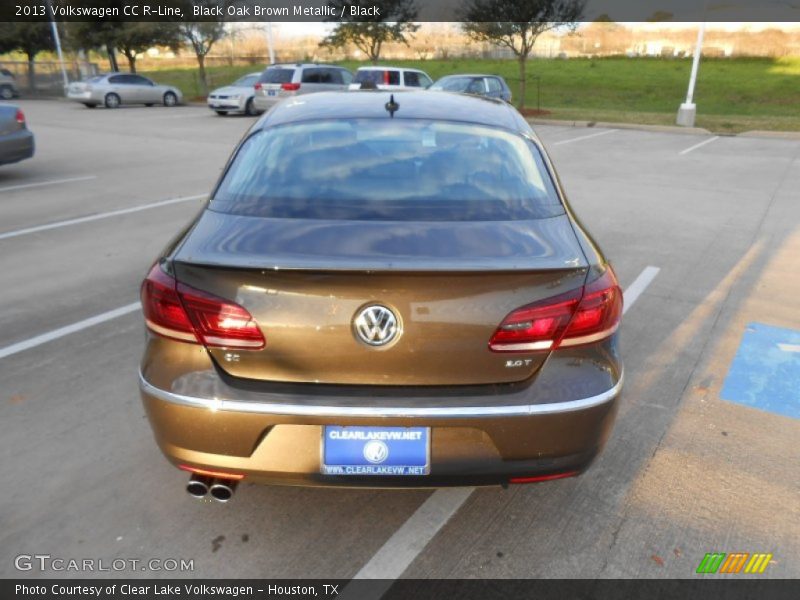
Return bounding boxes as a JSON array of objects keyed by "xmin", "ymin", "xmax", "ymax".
[
  {"xmin": 281, "ymin": 82, "xmax": 300, "ymax": 91},
  {"xmin": 254, "ymin": 83, "xmax": 262, "ymax": 91},
  {"xmin": 489, "ymin": 267, "xmax": 622, "ymax": 353},
  {"xmin": 141, "ymin": 264, "xmax": 265, "ymax": 350},
  {"xmin": 15, "ymin": 109, "xmax": 25, "ymax": 125}
]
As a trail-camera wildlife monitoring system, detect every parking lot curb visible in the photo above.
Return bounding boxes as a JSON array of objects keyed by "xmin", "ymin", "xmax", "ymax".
[
  {"xmin": 737, "ymin": 130, "xmax": 800, "ymax": 140},
  {"xmin": 526, "ymin": 117, "xmax": 711, "ymax": 135}
]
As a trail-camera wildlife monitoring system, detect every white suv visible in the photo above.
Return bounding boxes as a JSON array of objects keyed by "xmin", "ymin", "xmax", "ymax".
[
  {"xmin": 253, "ymin": 63, "xmax": 353, "ymax": 113},
  {"xmin": 348, "ymin": 67, "xmax": 433, "ymax": 91}
]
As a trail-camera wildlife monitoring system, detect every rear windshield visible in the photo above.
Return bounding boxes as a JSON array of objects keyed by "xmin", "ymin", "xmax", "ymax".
[
  {"xmin": 354, "ymin": 70, "xmax": 400, "ymax": 86},
  {"xmin": 212, "ymin": 119, "xmax": 563, "ymax": 222},
  {"xmin": 234, "ymin": 74, "xmax": 259, "ymax": 87},
  {"xmin": 432, "ymin": 77, "xmax": 473, "ymax": 92},
  {"xmin": 259, "ymin": 68, "xmax": 295, "ymax": 84}
]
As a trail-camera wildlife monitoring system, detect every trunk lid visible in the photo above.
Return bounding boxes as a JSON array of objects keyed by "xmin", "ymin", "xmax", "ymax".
[{"xmin": 172, "ymin": 211, "xmax": 588, "ymax": 386}]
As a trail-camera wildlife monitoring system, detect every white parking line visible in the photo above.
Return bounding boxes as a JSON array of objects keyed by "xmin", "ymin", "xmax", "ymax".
[
  {"xmin": 0, "ymin": 302, "xmax": 141, "ymax": 360},
  {"xmin": 777, "ymin": 343, "xmax": 800, "ymax": 354},
  {"xmin": 553, "ymin": 129, "xmax": 617, "ymax": 146},
  {"xmin": 0, "ymin": 194, "xmax": 206, "ymax": 241},
  {"xmin": 344, "ymin": 265, "xmax": 660, "ymax": 595},
  {"xmin": 679, "ymin": 136, "xmax": 719, "ymax": 155},
  {"xmin": 621, "ymin": 266, "xmax": 660, "ymax": 312},
  {"xmin": 0, "ymin": 175, "xmax": 97, "ymax": 194}
]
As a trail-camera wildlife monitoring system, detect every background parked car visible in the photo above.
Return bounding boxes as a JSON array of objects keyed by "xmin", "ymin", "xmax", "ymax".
[
  {"xmin": 429, "ymin": 74, "xmax": 512, "ymax": 103},
  {"xmin": 0, "ymin": 69, "xmax": 20, "ymax": 100},
  {"xmin": 0, "ymin": 104, "xmax": 34, "ymax": 166},
  {"xmin": 253, "ymin": 64, "xmax": 352, "ymax": 113},
  {"xmin": 67, "ymin": 74, "xmax": 182, "ymax": 109},
  {"xmin": 348, "ymin": 66, "xmax": 433, "ymax": 91},
  {"xmin": 207, "ymin": 72, "xmax": 262, "ymax": 116}
]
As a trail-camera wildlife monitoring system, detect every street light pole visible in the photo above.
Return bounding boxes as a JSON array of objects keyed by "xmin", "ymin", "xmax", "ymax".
[
  {"xmin": 265, "ymin": 22, "xmax": 276, "ymax": 65},
  {"xmin": 676, "ymin": 21, "xmax": 706, "ymax": 127},
  {"xmin": 46, "ymin": 0, "xmax": 70, "ymax": 93}
]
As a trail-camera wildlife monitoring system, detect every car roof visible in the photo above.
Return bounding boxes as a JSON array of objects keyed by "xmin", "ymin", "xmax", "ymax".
[
  {"xmin": 266, "ymin": 63, "xmax": 343, "ymax": 69},
  {"xmin": 355, "ymin": 66, "xmax": 427, "ymax": 73},
  {"xmin": 257, "ymin": 90, "xmax": 533, "ymax": 136},
  {"xmin": 438, "ymin": 74, "xmax": 504, "ymax": 79}
]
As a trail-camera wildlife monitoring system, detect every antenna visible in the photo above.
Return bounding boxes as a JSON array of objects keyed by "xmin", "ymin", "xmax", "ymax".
[{"xmin": 385, "ymin": 94, "xmax": 399, "ymax": 117}]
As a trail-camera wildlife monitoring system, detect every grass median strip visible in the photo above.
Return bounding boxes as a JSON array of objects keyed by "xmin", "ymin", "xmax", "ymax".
[{"xmin": 143, "ymin": 57, "xmax": 800, "ymax": 134}]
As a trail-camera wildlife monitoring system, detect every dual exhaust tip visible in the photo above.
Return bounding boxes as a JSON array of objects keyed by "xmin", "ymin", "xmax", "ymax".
[{"xmin": 186, "ymin": 474, "xmax": 238, "ymax": 502}]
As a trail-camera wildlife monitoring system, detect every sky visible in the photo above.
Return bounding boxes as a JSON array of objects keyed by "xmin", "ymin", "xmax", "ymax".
[{"xmin": 261, "ymin": 22, "xmax": 800, "ymax": 39}]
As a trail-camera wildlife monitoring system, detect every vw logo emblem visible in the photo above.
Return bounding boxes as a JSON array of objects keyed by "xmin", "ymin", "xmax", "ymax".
[
  {"xmin": 353, "ymin": 305, "xmax": 400, "ymax": 347},
  {"xmin": 363, "ymin": 440, "xmax": 389, "ymax": 464}
]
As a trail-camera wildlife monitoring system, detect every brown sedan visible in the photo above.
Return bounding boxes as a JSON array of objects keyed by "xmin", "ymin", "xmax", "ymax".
[{"xmin": 138, "ymin": 91, "xmax": 623, "ymax": 501}]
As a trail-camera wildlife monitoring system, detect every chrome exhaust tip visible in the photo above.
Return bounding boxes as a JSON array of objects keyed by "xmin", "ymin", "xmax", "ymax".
[
  {"xmin": 186, "ymin": 474, "xmax": 212, "ymax": 498},
  {"xmin": 209, "ymin": 479, "xmax": 238, "ymax": 503}
]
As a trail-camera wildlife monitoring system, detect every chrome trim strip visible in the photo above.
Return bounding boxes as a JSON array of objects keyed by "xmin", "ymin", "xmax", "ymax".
[
  {"xmin": 138, "ymin": 371, "xmax": 623, "ymax": 418},
  {"xmin": 489, "ymin": 340, "xmax": 553, "ymax": 352}
]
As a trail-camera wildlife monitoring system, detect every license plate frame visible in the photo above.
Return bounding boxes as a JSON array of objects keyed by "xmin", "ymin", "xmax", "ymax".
[{"xmin": 321, "ymin": 426, "xmax": 430, "ymax": 476}]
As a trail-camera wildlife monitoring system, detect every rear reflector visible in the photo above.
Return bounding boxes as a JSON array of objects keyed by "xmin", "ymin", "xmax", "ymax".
[
  {"xmin": 141, "ymin": 264, "xmax": 265, "ymax": 350},
  {"xmin": 509, "ymin": 470, "xmax": 579, "ymax": 484},
  {"xmin": 281, "ymin": 82, "xmax": 301, "ymax": 91},
  {"xmin": 178, "ymin": 464, "xmax": 245, "ymax": 481},
  {"xmin": 489, "ymin": 267, "xmax": 622, "ymax": 353}
]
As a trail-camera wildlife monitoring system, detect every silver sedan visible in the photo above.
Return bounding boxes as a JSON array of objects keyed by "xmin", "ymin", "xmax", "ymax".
[
  {"xmin": 67, "ymin": 73, "xmax": 182, "ymax": 109},
  {"xmin": 207, "ymin": 72, "xmax": 261, "ymax": 116}
]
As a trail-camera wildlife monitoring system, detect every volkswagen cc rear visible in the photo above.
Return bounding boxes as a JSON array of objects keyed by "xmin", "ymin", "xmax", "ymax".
[{"xmin": 138, "ymin": 92, "xmax": 623, "ymax": 500}]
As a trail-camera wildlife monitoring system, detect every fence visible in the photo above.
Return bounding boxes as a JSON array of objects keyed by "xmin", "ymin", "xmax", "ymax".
[{"xmin": 0, "ymin": 60, "xmax": 100, "ymax": 96}]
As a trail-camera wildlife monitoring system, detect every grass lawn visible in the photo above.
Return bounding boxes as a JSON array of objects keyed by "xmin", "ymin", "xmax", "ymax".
[{"xmin": 141, "ymin": 57, "xmax": 800, "ymax": 134}]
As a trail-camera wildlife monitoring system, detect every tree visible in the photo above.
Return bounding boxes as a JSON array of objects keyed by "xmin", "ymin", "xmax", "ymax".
[
  {"xmin": 116, "ymin": 24, "xmax": 180, "ymax": 73},
  {"xmin": 179, "ymin": 21, "xmax": 226, "ymax": 94},
  {"xmin": 0, "ymin": 23, "xmax": 18, "ymax": 55},
  {"xmin": 460, "ymin": 0, "xmax": 585, "ymax": 109},
  {"xmin": 1, "ymin": 23, "xmax": 54, "ymax": 92},
  {"xmin": 319, "ymin": 0, "xmax": 419, "ymax": 63},
  {"xmin": 69, "ymin": 22, "xmax": 124, "ymax": 72}
]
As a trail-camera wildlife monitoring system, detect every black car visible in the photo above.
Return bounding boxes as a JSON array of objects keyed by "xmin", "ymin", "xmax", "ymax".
[
  {"xmin": 430, "ymin": 74, "xmax": 512, "ymax": 103},
  {"xmin": 0, "ymin": 105, "xmax": 34, "ymax": 166}
]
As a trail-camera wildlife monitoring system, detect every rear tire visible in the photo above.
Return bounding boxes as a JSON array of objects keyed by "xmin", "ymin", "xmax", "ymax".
[
  {"xmin": 244, "ymin": 98, "xmax": 257, "ymax": 116},
  {"xmin": 215, "ymin": 110, "xmax": 228, "ymax": 116},
  {"xmin": 104, "ymin": 93, "xmax": 121, "ymax": 109},
  {"xmin": 0, "ymin": 85, "xmax": 13, "ymax": 100},
  {"xmin": 83, "ymin": 103, "xmax": 98, "ymax": 109},
  {"xmin": 163, "ymin": 92, "xmax": 178, "ymax": 107}
]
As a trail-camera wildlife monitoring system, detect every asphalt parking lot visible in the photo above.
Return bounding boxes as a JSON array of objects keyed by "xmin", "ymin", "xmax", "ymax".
[{"xmin": 1, "ymin": 99, "xmax": 798, "ymax": 581}]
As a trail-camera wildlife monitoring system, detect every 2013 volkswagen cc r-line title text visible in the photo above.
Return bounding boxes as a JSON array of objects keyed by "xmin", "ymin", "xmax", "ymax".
[{"xmin": 138, "ymin": 91, "xmax": 623, "ymax": 502}]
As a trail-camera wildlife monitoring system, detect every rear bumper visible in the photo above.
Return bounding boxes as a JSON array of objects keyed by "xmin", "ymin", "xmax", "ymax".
[
  {"xmin": 139, "ymin": 353, "xmax": 622, "ymax": 488},
  {"xmin": 0, "ymin": 130, "xmax": 34, "ymax": 165},
  {"xmin": 208, "ymin": 97, "xmax": 247, "ymax": 112},
  {"xmin": 253, "ymin": 94, "xmax": 283, "ymax": 112},
  {"xmin": 67, "ymin": 90, "xmax": 102, "ymax": 104}
]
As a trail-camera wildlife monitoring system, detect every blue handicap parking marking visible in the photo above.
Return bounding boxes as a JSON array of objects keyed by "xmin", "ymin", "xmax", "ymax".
[{"xmin": 720, "ymin": 322, "xmax": 800, "ymax": 419}]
